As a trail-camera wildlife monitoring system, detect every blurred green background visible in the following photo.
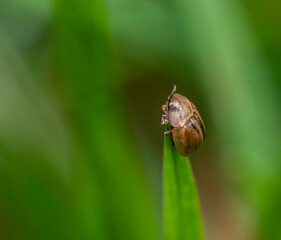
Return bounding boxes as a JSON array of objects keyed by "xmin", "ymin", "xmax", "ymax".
[{"xmin": 0, "ymin": 0, "xmax": 281, "ymax": 239}]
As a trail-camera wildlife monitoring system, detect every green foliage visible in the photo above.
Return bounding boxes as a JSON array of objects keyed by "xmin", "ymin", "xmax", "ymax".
[
  {"xmin": 163, "ymin": 126, "xmax": 203, "ymax": 240},
  {"xmin": 0, "ymin": 0, "xmax": 281, "ymax": 239},
  {"xmin": 53, "ymin": 0, "xmax": 159, "ymax": 239}
]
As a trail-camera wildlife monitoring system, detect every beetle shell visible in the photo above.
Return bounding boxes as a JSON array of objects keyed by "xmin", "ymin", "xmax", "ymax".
[
  {"xmin": 161, "ymin": 86, "xmax": 205, "ymax": 156},
  {"xmin": 172, "ymin": 114, "xmax": 205, "ymax": 156},
  {"xmin": 168, "ymin": 93, "xmax": 193, "ymax": 128}
]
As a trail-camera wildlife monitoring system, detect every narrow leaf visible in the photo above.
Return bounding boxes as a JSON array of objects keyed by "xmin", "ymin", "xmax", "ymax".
[{"xmin": 163, "ymin": 126, "xmax": 203, "ymax": 240}]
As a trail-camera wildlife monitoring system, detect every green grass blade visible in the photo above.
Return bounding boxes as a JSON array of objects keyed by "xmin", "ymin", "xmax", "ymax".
[{"xmin": 164, "ymin": 128, "xmax": 203, "ymax": 240}]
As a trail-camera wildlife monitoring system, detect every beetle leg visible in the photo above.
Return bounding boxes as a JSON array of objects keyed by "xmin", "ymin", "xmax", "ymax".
[
  {"xmin": 162, "ymin": 105, "xmax": 167, "ymax": 114},
  {"xmin": 162, "ymin": 115, "xmax": 169, "ymax": 125},
  {"xmin": 162, "ymin": 104, "xmax": 170, "ymax": 125},
  {"xmin": 164, "ymin": 130, "xmax": 172, "ymax": 135}
]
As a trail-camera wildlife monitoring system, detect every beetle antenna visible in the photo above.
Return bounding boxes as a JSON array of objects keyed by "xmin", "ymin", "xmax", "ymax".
[{"xmin": 168, "ymin": 85, "xmax": 177, "ymax": 100}]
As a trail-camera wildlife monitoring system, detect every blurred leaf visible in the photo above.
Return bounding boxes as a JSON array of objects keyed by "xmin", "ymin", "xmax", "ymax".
[
  {"xmin": 0, "ymin": 29, "xmax": 75, "ymax": 240},
  {"xmin": 53, "ymin": 0, "xmax": 159, "ymax": 239},
  {"xmin": 0, "ymin": 0, "xmax": 51, "ymax": 48},
  {"xmin": 175, "ymin": 0, "xmax": 281, "ymax": 238},
  {"xmin": 163, "ymin": 126, "xmax": 203, "ymax": 240}
]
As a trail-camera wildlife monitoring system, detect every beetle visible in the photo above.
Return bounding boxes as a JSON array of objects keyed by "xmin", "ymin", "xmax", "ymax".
[{"xmin": 161, "ymin": 85, "xmax": 205, "ymax": 156}]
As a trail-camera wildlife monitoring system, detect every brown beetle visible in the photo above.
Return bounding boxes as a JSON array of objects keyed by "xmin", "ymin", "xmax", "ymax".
[{"xmin": 161, "ymin": 85, "xmax": 205, "ymax": 156}]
